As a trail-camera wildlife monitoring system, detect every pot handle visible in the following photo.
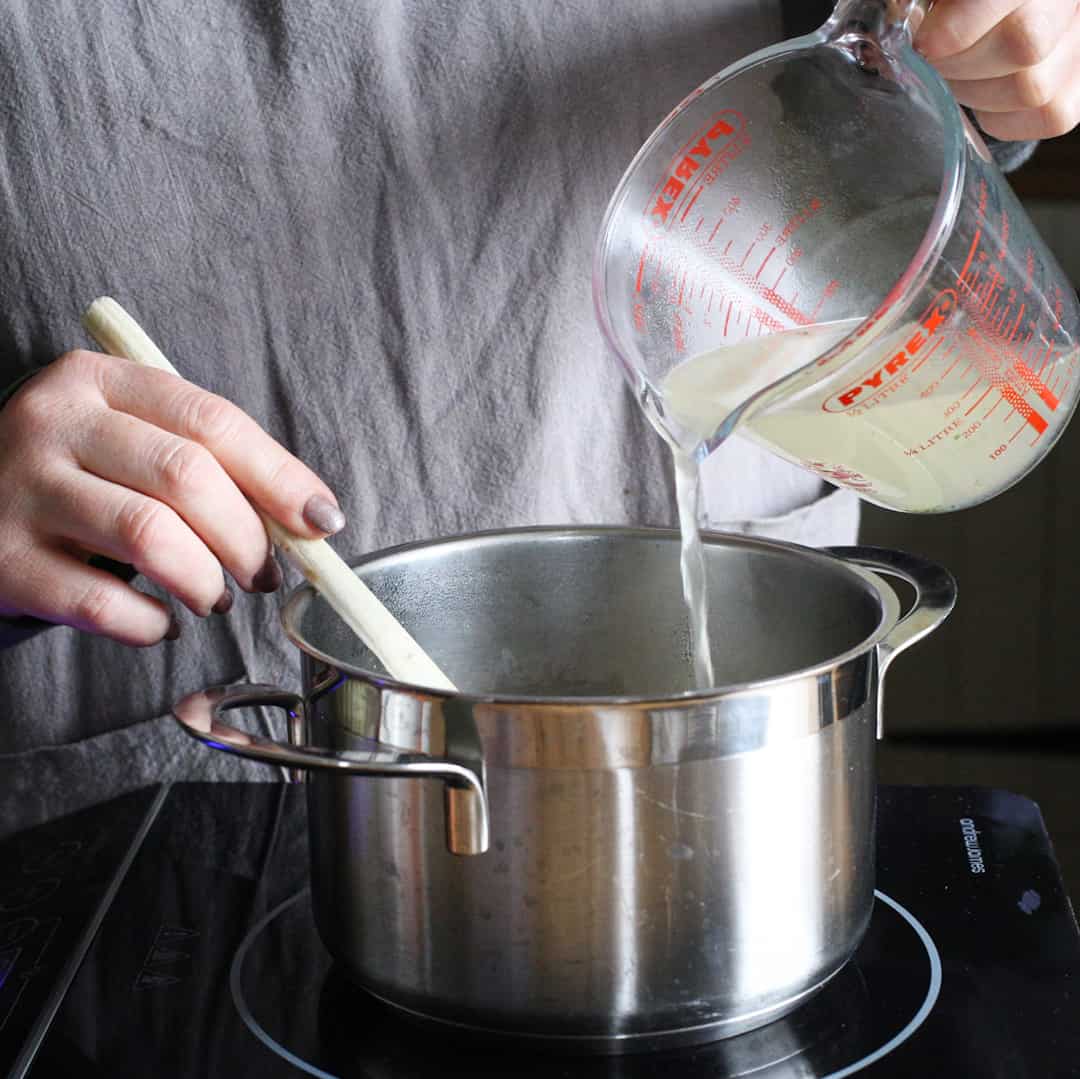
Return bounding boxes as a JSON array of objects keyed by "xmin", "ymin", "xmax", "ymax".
[
  {"xmin": 826, "ymin": 546, "xmax": 957, "ymax": 737},
  {"xmin": 173, "ymin": 684, "xmax": 489, "ymax": 856}
]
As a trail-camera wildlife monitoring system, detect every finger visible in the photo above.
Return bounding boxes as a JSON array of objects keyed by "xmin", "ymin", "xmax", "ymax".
[
  {"xmin": 76, "ymin": 408, "xmax": 272, "ymax": 592},
  {"xmin": 946, "ymin": 16, "xmax": 1080, "ymax": 111},
  {"xmin": 917, "ymin": 0, "xmax": 1025, "ymax": 60},
  {"xmin": 2, "ymin": 545, "xmax": 175, "ymax": 646},
  {"xmin": 918, "ymin": 0, "xmax": 1075, "ymax": 80},
  {"xmin": 97, "ymin": 360, "xmax": 347, "ymax": 539},
  {"xmin": 36, "ymin": 466, "xmax": 227, "ymax": 617},
  {"xmin": 972, "ymin": 87, "xmax": 1080, "ymax": 138}
]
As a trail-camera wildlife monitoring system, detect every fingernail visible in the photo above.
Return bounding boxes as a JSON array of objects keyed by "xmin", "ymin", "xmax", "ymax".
[
  {"xmin": 212, "ymin": 587, "xmax": 234, "ymax": 614},
  {"xmin": 164, "ymin": 616, "xmax": 181, "ymax": 641},
  {"xmin": 302, "ymin": 494, "xmax": 346, "ymax": 536},
  {"xmin": 252, "ymin": 555, "xmax": 283, "ymax": 593}
]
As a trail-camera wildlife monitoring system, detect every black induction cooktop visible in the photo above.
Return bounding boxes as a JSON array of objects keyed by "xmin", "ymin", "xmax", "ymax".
[{"xmin": 2, "ymin": 783, "xmax": 1078, "ymax": 1078}]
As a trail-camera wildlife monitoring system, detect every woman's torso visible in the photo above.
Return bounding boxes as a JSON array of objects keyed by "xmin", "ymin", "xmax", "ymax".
[{"xmin": 0, "ymin": 0, "xmax": 853, "ymax": 830}]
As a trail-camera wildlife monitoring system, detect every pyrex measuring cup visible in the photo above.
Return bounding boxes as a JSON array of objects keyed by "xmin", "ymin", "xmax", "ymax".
[{"xmin": 594, "ymin": 0, "xmax": 1080, "ymax": 513}]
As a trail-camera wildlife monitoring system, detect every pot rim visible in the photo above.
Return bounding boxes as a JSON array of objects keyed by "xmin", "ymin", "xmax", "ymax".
[{"xmin": 278, "ymin": 525, "xmax": 901, "ymax": 706}]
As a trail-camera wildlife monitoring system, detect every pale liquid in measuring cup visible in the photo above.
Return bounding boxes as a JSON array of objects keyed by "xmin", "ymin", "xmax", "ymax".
[
  {"xmin": 665, "ymin": 316, "xmax": 1076, "ymax": 512},
  {"xmin": 664, "ymin": 315, "xmax": 1077, "ymax": 688}
]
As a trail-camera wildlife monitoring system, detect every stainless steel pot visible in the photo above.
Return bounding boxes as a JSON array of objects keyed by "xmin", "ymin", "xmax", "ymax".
[{"xmin": 174, "ymin": 527, "xmax": 955, "ymax": 1051}]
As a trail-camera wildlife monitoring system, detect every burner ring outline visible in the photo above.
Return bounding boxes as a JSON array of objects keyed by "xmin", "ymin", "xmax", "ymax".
[
  {"xmin": 821, "ymin": 889, "xmax": 943, "ymax": 1079},
  {"xmin": 230, "ymin": 888, "xmax": 942, "ymax": 1078}
]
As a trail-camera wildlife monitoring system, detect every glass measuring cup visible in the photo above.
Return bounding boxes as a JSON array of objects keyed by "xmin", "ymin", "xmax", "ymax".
[{"xmin": 593, "ymin": 0, "xmax": 1080, "ymax": 513}]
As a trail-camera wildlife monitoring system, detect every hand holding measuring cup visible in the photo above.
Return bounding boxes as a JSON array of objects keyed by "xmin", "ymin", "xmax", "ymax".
[
  {"xmin": 594, "ymin": 0, "xmax": 1080, "ymax": 513},
  {"xmin": 916, "ymin": 0, "xmax": 1080, "ymax": 141}
]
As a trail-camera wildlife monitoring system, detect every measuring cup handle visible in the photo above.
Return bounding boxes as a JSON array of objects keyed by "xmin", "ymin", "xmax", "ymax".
[
  {"xmin": 173, "ymin": 684, "xmax": 489, "ymax": 856},
  {"xmin": 827, "ymin": 546, "xmax": 957, "ymax": 737},
  {"xmin": 823, "ymin": 0, "xmax": 931, "ymax": 47}
]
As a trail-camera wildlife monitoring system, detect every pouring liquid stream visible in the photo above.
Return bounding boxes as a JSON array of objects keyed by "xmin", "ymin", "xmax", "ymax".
[
  {"xmin": 661, "ymin": 319, "xmax": 862, "ymax": 691},
  {"xmin": 672, "ymin": 450, "xmax": 715, "ymax": 690}
]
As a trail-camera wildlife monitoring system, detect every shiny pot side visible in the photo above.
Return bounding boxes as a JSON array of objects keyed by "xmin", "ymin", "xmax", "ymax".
[{"xmin": 305, "ymin": 658, "xmax": 878, "ymax": 1047}]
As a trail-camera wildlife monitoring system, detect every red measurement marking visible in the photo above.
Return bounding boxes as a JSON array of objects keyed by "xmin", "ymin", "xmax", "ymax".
[
  {"xmin": 1036, "ymin": 345, "xmax": 1054, "ymax": 379},
  {"xmin": 939, "ymin": 351, "xmax": 962, "ymax": 382},
  {"xmin": 1001, "ymin": 383, "xmax": 1048, "ymax": 434},
  {"xmin": 773, "ymin": 267, "xmax": 787, "ymax": 290},
  {"xmin": 677, "ymin": 272, "xmax": 686, "ymax": 308},
  {"xmin": 965, "ymin": 386, "xmax": 992, "ymax": 416},
  {"xmin": 708, "ymin": 219, "xmax": 723, "ymax": 243},
  {"xmin": 724, "ymin": 300, "xmax": 732, "ymax": 336},
  {"xmin": 707, "ymin": 290, "xmax": 714, "ymax": 313},
  {"xmin": 984, "ymin": 395, "xmax": 1004, "ymax": 420},
  {"xmin": 910, "ymin": 335, "xmax": 944, "ymax": 373},
  {"xmin": 723, "ymin": 239, "xmax": 733, "ymax": 255},
  {"xmin": 651, "ymin": 254, "xmax": 665, "ymax": 291},
  {"xmin": 1016, "ymin": 355, "xmax": 1059, "ymax": 410},
  {"xmin": 980, "ymin": 271, "xmax": 1002, "ymax": 312},
  {"xmin": 1035, "ymin": 374, "xmax": 1060, "ymax": 411},
  {"xmin": 695, "ymin": 217, "xmax": 704, "ymax": 233},
  {"xmin": 968, "ymin": 320, "xmax": 1056, "ymax": 434},
  {"xmin": 680, "ymin": 187, "xmax": 704, "ymax": 223},
  {"xmin": 1008, "ymin": 304, "xmax": 1025, "ymax": 342},
  {"xmin": 755, "ymin": 246, "xmax": 777, "ymax": 281},
  {"xmin": 960, "ymin": 378, "xmax": 981, "ymax": 401},
  {"xmin": 713, "ymin": 250, "xmax": 812, "ymax": 328},
  {"xmin": 1008, "ymin": 423, "xmax": 1025, "ymax": 442},
  {"xmin": 958, "ymin": 229, "xmax": 982, "ymax": 285},
  {"xmin": 634, "ymin": 243, "xmax": 651, "ymax": 294},
  {"xmin": 739, "ymin": 243, "xmax": 755, "ymax": 269}
]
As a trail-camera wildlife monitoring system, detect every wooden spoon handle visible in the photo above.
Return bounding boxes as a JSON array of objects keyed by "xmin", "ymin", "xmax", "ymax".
[{"xmin": 82, "ymin": 296, "xmax": 457, "ymax": 693}]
